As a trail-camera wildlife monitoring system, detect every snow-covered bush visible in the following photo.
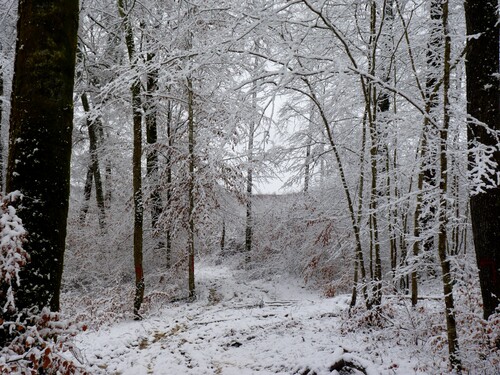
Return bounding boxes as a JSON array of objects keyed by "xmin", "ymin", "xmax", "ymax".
[
  {"xmin": 0, "ymin": 308, "xmax": 88, "ymax": 374},
  {"xmin": 0, "ymin": 191, "xmax": 28, "ymax": 314}
]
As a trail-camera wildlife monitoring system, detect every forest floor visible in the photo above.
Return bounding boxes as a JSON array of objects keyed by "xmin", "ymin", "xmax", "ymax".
[
  {"xmin": 71, "ymin": 263, "xmax": 495, "ymax": 375},
  {"xmin": 70, "ymin": 260, "xmax": 459, "ymax": 375}
]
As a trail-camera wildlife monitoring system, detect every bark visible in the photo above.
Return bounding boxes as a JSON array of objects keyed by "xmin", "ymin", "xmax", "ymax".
[
  {"xmin": 412, "ymin": 0, "xmax": 445, "ymax": 307},
  {"xmin": 245, "ymin": 105, "xmax": 255, "ymax": 264},
  {"xmin": 303, "ymin": 138, "xmax": 311, "ymax": 193},
  {"xmin": 245, "ymin": 70, "xmax": 257, "ymax": 263},
  {"xmin": 131, "ymin": 76, "xmax": 144, "ymax": 318},
  {"xmin": 0, "ymin": 60, "xmax": 3, "ymax": 193},
  {"xmin": 387, "ymin": 148, "xmax": 397, "ymax": 290},
  {"xmin": 118, "ymin": 0, "xmax": 144, "ymax": 319},
  {"xmin": 79, "ymin": 164, "xmax": 94, "ymax": 223},
  {"xmin": 145, "ymin": 53, "xmax": 163, "ymax": 238},
  {"xmin": 412, "ymin": 167, "xmax": 423, "ymax": 306},
  {"xmin": 105, "ymin": 158, "xmax": 112, "ymax": 208},
  {"xmin": 465, "ymin": 0, "xmax": 500, "ymax": 321},
  {"xmin": 437, "ymin": 2, "xmax": 461, "ymax": 369},
  {"xmin": 398, "ymin": 152, "xmax": 410, "ymax": 293},
  {"xmin": 351, "ymin": 108, "xmax": 368, "ymax": 307},
  {"xmin": 80, "ymin": 92, "xmax": 106, "ymax": 230},
  {"xmin": 303, "ymin": 105, "xmax": 313, "ymax": 193},
  {"xmin": 4, "ymin": 0, "xmax": 78, "ymax": 315},
  {"xmin": 420, "ymin": 0, "xmax": 443, "ymax": 256},
  {"xmin": 220, "ymin": 220, "xmax": 226, "ymax": 253},
  {"xmin": 187, "ymin": 77, "xmax": 196, "ymax": 301},
  {"xmin": 165, "ymin": 98, "xmax": 173, "ymax": 268},
  {"xmin": 368, "ymin": 1, "xmax": 382, "ymax": 307}
]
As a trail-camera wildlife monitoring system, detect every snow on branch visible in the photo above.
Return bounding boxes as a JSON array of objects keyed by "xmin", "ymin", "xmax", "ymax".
[
  {"xmin": 468, "ymin": 144, "xmax": 499, "ymax": 196},
  {"xmin": 0, "ymin": 191, "xmax": 28, "ymax": 314}
]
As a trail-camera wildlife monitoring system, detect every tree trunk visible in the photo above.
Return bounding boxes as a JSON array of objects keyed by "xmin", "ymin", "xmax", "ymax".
[
  {"xmin": 245, "ymin": 70, "xmax": 257, "ymax": 264},
  {"xmin": 131, "ymin": 78, "xmax": 144, "ymax": 318},
  {"xmin": 437, "ymin": 2, "xmax": 461, "ymax": 369},
  {"xmin": 0, "ymin": 59, "xmax": 3, "ymax": 193},
  {"xmin": 351, "ymin": 108, "xmax": 368, "ymax": 308},
  {"xmin": 165, "ymin": 98, "xmax": 173, "ymax": 268},
  {"xmin": 245, "ymin": 109, "xmax": 255, "ymax": 264},
  {"xmin": 304, "ymin": 105, "xmax": 313, "ymax": 193},
  {"xmin": 420, "ymin": 0, "xmax": 443, "ymax": 257},
  {"xmin": 79, "ymin": 164, "xmax": 94, "ymax": 223},
  {"xmin": 412, "ymin": 0, "xmax": 445, "ymax": 306},
  {"xmin": 220, "ymin": 219, "xmax": 226, "ymax": 253},
  {"xmin": 412, "ymin": 166, "xmax": 423, "ymax": 306},
  {"xmin": 118, "ymin": 0, "xmax": 144, "ymax": 319},
  {"xmin": 465, "ymin": 0, "xmax": 500, "ymax": 321},
  {"xmin": 145, "ymin": 53, "xmax": 163, "ymax": 243},
  {"xmin": 80, "ymin": 92, "xmax": 106, "ymax": 230},
  {"xmin": 187, "ymin": 77, "xmax": 196, "ymax": 301},
  {"xmin": 4, "ymin": 0, "xmax": 78, "ymax": 316}
]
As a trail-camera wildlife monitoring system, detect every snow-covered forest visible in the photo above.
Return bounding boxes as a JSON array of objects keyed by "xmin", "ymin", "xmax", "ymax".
[{"xmin": 0, "ymin": 0, "xmax": 499, "ymax": 374}]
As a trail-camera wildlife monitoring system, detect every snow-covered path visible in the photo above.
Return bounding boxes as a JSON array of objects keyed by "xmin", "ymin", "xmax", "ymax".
[{"xmin": 74, "ymin": 263, "xmax": 418, "ymax": 374}]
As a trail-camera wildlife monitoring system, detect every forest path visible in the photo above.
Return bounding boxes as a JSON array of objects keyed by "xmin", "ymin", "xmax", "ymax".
[{"xmin": 74, "ymin": 261, "xmax": 412, "ymax": 374}]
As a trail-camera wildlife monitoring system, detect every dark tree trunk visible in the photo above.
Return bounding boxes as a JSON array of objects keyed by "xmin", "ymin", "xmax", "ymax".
[
  {"xmin": 4, "ymin": 0, "xmax": 78, "ymax": 315},
  {"xmin": 438, "ymin": 2, "xmax": 461, "ymax": 368},
  {"xmin": 79, "ymin": 163, "xmax": 94, "ymax": 223},
  {"xmin": 131, "ymin": 78, "xmax": 144, "ymax": 319},
  {"xmin": 145, "ymin": 53, "xmax": 164, "ymax": 253},
  {"xmin": 80, "ymin": 92, "xmax": 106, "ymax": 230},
  {"xmin": 187, "ymin": 77, "xmax": 196, "ymax": 301},
  {"xmin": 220, "ymin": 220, "xmax": 226, "ymax": 253},
  {"xmin": 165, "ymin": 98, "xmax": 173, "ymax": 268},
  {"xmin": 465, "ymin": 0, "xmax": 500, "ymax": 320},
  {"xmin": 0, "ymin": 59, "xmax": 3, "ymax": 193},
  {"xmin": 118, "ymin": 0, "xmax": 144, "ymax": 319}
]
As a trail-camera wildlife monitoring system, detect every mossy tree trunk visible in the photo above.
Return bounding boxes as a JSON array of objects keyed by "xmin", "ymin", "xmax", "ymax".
[{"xmin": 4, "ymin": 0, "xmax": 78, "ymax": 316}]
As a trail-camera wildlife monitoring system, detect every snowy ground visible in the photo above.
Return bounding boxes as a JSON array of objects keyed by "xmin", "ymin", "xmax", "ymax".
[{"xmin": 72, "ymin": 261, "xmax": 433, "ymax": 375}]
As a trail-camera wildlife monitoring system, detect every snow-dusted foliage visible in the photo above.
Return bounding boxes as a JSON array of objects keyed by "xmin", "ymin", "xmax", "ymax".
[
  {"xmin": 468, "ymin": 143, "xmax": 499, "ymax": 195},
  {"xmin": 0, "ymin": 193, "xmax": 88, "ymax": 374},
  {"xmin": 0, "ymin": 191, "xmax": 27, "ymax": 314},
  {"xmin": 0, "ymin": 308, "xmax": 89, "ymax": 374}
]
